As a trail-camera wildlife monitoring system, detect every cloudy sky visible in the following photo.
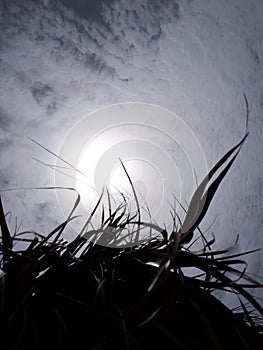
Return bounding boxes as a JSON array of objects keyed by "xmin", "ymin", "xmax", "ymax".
[{"xmin": 0, "ymin": 0, "xmax": 263, "ymax": 297}]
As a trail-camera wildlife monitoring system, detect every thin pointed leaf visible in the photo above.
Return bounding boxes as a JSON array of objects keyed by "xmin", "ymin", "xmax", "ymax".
[
  {"xmin": 0, "ymin": 196, "xmax": 12, "ymax": 252},
  {"xmin": 119, "ymin": 158, "xmax": 141, "ymax": 241},
  {"xmin": 80, "ymin": 189, "xmax": 104, "ymax": 237},
  {"xmin": 181, "ymin": 133, "xmax": 248, "ymax": 236},
  {"xmin": 243, "ymin": 93, "xmax": 249, "ymax": 134}
]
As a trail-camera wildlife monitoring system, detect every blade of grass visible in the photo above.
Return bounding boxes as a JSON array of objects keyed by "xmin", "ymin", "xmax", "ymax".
[
  {"xmin": 181, "ymin": 133, "xmax": 248, "ymax": 238},
  {"xmin": 0, "ymin": 196, "xmax": 12, "ymax": 251}
]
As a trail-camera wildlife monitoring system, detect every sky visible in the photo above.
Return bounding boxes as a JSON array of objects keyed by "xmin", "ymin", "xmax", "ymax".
[{"xmin": 0, "ymin": 0, "xmax": 263, "ymax": 300}]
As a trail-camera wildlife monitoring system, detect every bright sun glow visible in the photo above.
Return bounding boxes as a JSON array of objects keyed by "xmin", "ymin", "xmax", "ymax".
[
  {"xmin": 55, "ymin": 103, "xmax": 208, "ymax": 246},
  {"xmin": 76, "ymin": 131, "xmax": 164, "ymax": 218}
]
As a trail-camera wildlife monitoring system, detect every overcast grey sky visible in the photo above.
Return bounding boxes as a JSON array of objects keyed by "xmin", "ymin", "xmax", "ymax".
[
  {"xmin": 0, "ymin": 0, "xmax": 263, "ymax": 300},
  {"xmin": 60, "ymin": 0, "xmax": 105, "ymax": 22}
]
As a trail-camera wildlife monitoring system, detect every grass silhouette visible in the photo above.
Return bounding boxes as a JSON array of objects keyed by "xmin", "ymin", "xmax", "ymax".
[{"xmin": 0, "ymin": 128, "xmax": 263, "ymax": 349}]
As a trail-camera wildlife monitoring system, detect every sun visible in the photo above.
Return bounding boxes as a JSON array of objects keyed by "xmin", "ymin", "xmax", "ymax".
[{"xmin": 55, "ymin": 102, "xmax": 208, "ymax": 245}]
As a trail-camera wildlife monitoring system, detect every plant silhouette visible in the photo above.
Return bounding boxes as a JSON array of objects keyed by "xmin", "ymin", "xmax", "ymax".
[{"xmin": 0, "ymin": 123, "xmax": 262, "ymax": 349}]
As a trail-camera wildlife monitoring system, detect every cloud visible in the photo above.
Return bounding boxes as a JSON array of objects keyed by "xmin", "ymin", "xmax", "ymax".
[{"xmin": 0, "ymin": 0, "xmax": 263, "ymax": 301}]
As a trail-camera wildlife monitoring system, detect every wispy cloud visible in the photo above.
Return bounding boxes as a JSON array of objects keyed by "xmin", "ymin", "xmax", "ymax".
[{"xmin": 0, "ymin": 1, "xmax": 262, "ymax": 296}]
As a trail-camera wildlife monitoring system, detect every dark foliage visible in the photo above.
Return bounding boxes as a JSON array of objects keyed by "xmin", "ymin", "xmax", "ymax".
[{"xmin": 0, "ymin": 133, "xmax": 263, "ymax": 349}]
